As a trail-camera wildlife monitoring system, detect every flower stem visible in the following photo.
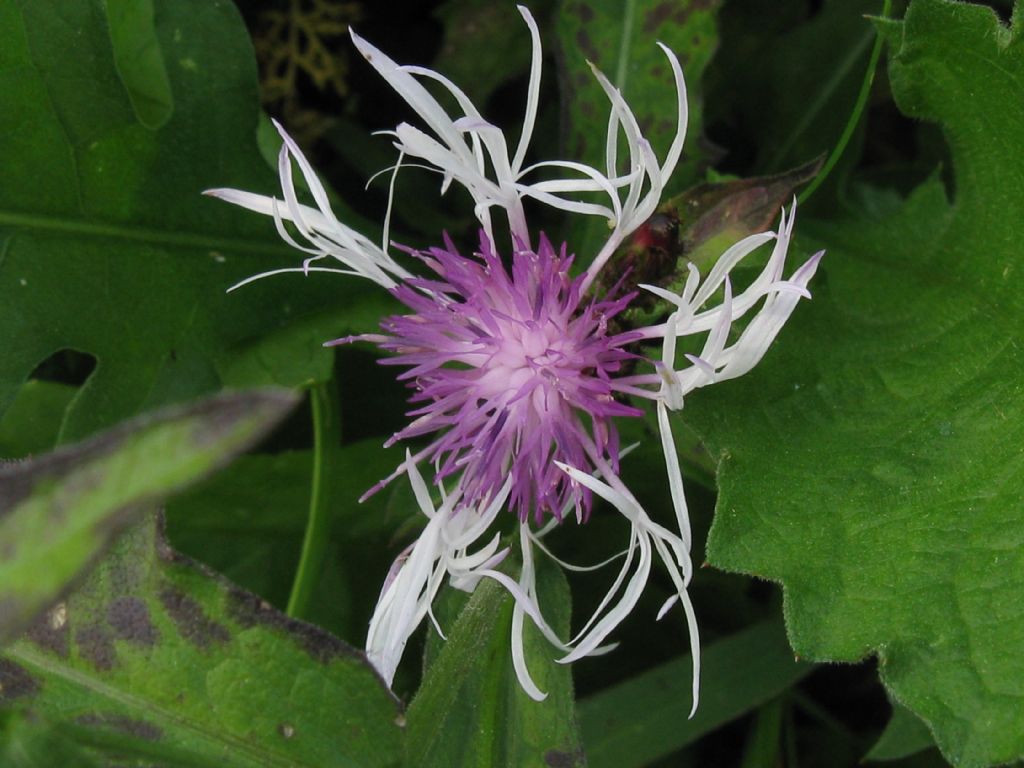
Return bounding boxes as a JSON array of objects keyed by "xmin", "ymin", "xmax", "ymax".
[
  {"xmin": 286, "ymin": 378, "xmax": 341, "ymax": 619},
  {"xmin": 798, "ymin": 0, "xmax": 892, "ymax": 206}
]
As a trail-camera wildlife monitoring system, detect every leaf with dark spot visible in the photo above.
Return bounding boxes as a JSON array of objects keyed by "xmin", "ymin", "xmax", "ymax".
[
  {"xmin": 0, "ymin": 659, "xmax": 39, "ymax": 701},
  {"xmin": 554, "ymin": 0, "xmax": 723, "ymax": 270},
  {"xmin": 0, "ymin": 0, "xmax": 396, "ymax": 448},
  {"xmin": 75, "ymin": 713, "xmax": 163, "ymax": 742},
  {"xmin": 106, "ymin": 596, "xmax": 159, "ymax": 647},
  {"xmin": 75, "ymin": 625, "xmax": 118, "ymax": 672},
  {"xmin": 158, "ymin": 588, "xmax": 230, "ymax": 649},
  {"xmin": 2, "ymin": 513, "xmax": 403, "ymax": 766},
  {"xmin": 0, "ymin": 389, "xmax": 297, "ymax": 647}
]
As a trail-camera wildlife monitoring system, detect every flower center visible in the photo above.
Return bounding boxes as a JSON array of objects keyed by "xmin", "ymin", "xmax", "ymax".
[
  {"xmin": 479, "ymin": 318, "xmax": 570, "ymax": 405},
  {"xmin": 374, "ymin": 233, "xmax": 644, "ymax": 521}
]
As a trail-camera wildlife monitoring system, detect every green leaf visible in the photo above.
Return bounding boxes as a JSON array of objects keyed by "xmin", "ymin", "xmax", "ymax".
[
  {"xmin": 1, "ymin": 512, "xmax": 403, "ymax": 767},
  {"xmin": 165, "ymin": 437, "xmax": 412, "ymax": 639},
  {"xmin": 554, "ymin": 0, "xmax": 722, "ymax": 265},
  {"xmin": 739, "ymin": 697, "xmax": 784, "ymax": 768},
  {"xmin": 0, "ymin": 710, "xmax": 103, "ymax": 768},
  {"xmin": 578, "ymin": 619, "xmax": 812, "ymax": 768},
  {"xmin": 555, "ymin": 0, "xmax": 720, "ymax": 185},
  {"xmin": 405, "ymin": 558, "xmax": 583, "ymax": 768},
  {"xmin": 0, "ymin": 380, "xmax": 77, "ymax": 458},
  {"xmin": 0, "ymin": 0, "xmax": 394, "ymax": 443},
  {"xmin": 432, "ymin": 1, "xmax": 534, "ymax": 108},
  {"xmin": 686, "ymin": 2, "xmax": 1024, "ymax": 765},
  {"xmin": 104, "ymin": 0, "xmax": 174, "ymax": 130},
  {"xmin": 867, "ymin": 702, "xmax": 935, "ymax": 762},
  {"xmin": 0, "ymin": 388, "xmax": 297, "ymax": 646}
]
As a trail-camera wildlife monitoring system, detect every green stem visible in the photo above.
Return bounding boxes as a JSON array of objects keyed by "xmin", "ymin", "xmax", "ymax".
[
  {"xmin": 286, "ymin": 379, "xmax": 341, "ymax": 619},
  {"xmin": 797, "ymin": 0, "xmax": 892, "ymax": 206}
]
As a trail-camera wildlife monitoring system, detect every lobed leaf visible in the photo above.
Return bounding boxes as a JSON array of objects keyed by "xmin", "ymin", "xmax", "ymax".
[
  {"xmin": 0, "ymin": 0, "xmax": 395, "ymax": 444},
  {"xmin": 686, "ymin": 1, "xmax": 1024, "ymax": 765}
]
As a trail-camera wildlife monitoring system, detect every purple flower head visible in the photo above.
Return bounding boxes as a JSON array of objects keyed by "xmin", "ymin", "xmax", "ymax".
[
  {"xmin": 349, "ymin": 232, "xmax": 644, "ymax": 524},
  {"xmin": 206, "ymin": 5, "xmax": 822, "ymax": 714}
]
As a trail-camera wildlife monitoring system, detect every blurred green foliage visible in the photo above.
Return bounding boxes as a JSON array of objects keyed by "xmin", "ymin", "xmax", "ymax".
[{"xmin": 1, "ymin": 0, "xmax": 1022, "ymax": 766}]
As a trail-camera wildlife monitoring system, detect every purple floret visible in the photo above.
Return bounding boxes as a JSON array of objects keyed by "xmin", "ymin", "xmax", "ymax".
[{"xmin": 368, "ymin": 232, "xmax": 645, "ymax": 523}]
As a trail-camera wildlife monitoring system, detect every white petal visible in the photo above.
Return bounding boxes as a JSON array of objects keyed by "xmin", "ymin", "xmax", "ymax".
[{"xmin": 657, "ymin": 402, "xmax": 692, "ymax": 552}]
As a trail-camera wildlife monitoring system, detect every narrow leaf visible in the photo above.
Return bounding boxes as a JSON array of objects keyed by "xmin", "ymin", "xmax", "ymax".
[
  {"xmin": 0, "ymin": 389, "xmax": 297, "ymax": 645},
  {"xmin": 405, "ymin": 558, "xmax": 583, "ymax": 767},
  {"xmin": 579, "ymin": 619, "xmax": 812, "ymax": 768}
]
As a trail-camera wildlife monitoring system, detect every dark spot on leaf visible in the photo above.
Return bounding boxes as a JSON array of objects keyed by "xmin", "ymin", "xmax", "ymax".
[
  {"xmin": 0, "ymin": 659, "xmax": 39, "ymax": 700},
  {"xmin": 77, "ymin": 623, "xmax": 118, "ymax": 670},
  {"xmin": 26, "ymin": 603, "xmax": 70, "ymax": 659},
  {"xmin": 643, "ymin": 0, "xmax": 678, "ymax": 34},
  {"xmin": 159, "ymin": 587, "xmax": 230, "ymax": 649},
  {"xmin": 573, "ymin": 2, "xmax": 593, "ymax": 23},
  {"xmin": 107, "ymin": 596, "xmax": 159, "ymax": 646},
  {"xmin": 227, "ymin": 588, "xmax": 359, "ymax": 664},
  {"xmin": 575, "ymin": 28, "xmax": 598, "ymax": 62},
  {"xmin": 580, "ymin": 101, "xmax": 596, "ymax": 118},
  {"xmin": 76, "ymin": 713, "xmax": 163, "ymax": 741},
  {"xmin": 573, "ymin": 133, "xmax": 587, "ymax": 158},
  {"xmin": 545, "ymin": 747, "xmax": 585, "ymax": 767}
]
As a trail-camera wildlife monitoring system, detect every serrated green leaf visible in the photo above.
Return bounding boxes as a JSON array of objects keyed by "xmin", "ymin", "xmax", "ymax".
[
  {"xmin": 686, "ymin": 1, "xmax": 1024, "ymax": 766},
  {"xmin": 0, "ymin": 389, "xmax": 297, "ymax": 646},
  {"xmin": 579, "ymin": 619, "xmax": 812, "ymax": 768},
  {"xmin": 0, "ymin": 0, "xmax": 394, "ymax": 444},
  {"xmin": 1, "ymin": 512, "xmax": 403, "ymax": 767},
  {"xmin": 405, "ymin": 558, "xmax": 583, "ymax": 768}
]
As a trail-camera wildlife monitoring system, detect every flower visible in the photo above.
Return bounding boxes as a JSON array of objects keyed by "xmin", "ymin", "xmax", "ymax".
[{"xmin": 206, "ymin": 6, "xmax": 822, "ymax": 714}]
